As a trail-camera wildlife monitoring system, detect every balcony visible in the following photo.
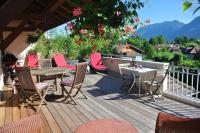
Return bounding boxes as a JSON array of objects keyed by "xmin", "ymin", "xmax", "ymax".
[{"xmin": 0, "ymin": 56, "xmax": 200, "ymax": 133}]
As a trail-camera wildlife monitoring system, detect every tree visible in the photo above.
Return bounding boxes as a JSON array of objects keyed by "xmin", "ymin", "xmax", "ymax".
[
  {"xmin": 183, "ymin": 0, "xmax": 200, "ymax": 14},
  {"xmin": 157, "ymin": 35, "xmax": 166, "ymax": 44},
  {"xmin": 142, "ymin": 43, "xmax": 155, "ymax": 58},
  {"xmin": 174, "ymin": 36, "xmax": 189, "ymax": 45},
  {"xmin": 173, "ymin": 52, "xmax": 184, "ymax": 65},
  {"xmin": 149, "ymin": 37, "xmax": 158, "ymax": 45}
]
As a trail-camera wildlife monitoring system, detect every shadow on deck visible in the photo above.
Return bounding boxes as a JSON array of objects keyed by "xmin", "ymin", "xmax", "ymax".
[{"xmin": 0, "ymin": 74, "xmax": 200, "ymax": 133}]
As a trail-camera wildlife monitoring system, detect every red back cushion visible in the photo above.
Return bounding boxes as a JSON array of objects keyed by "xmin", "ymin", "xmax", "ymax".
[
  {"xmin": 90, "ymin": 52, "xmax": 103, "ymax": 66},
  {"xmin": 53, "ymin": 53, "xmax": 68, "ymax": 67},
  {"xmin": 27, "ymin": 53, "xmax": 39, "ymax": 68}
]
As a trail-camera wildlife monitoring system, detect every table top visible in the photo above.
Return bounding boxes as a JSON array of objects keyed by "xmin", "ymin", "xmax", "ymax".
[
  {"xmin": 74, "ymin": 119, "xmax": 138, "ymax": 133},
  {"xmin": 31, "ymin": 67, "xmax": 69, "ymax": 76},
  {"xmin": 122, "ymin": 67, "xmax": 156, "ymax": 74}
]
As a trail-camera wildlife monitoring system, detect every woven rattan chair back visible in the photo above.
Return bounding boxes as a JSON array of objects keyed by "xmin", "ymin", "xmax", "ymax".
[
  {"xmin": 16, "ymin": 67, "xmax": 36, "ymax": 92},
  {"xmin": 72, "ymin": 62, "xmax": 88, "ymax": 87}
]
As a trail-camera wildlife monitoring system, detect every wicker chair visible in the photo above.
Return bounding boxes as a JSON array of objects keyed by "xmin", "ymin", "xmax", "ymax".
[
  {"xmin": 155, "ymin": 112, "xmax": 200, "ymax": 133},
  {"xmin": 15, "ymin": 67, "xmax": 51, "ymax": 112},
  {"xmin": 60, "ymin": 62, "xmax": 87, "ymax": 104},
  {"xmin": 0, "ymin": 114, "xmax": 44, "ymax": 133}
]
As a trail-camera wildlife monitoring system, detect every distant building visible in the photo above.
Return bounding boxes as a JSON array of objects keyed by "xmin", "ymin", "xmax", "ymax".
[
  {"xmin": 169, "ymin": 44, "xmax": 183, "ymax": 52},
  {"xmin": 115, "ymin": 44, "xmax": 144, "ymax": 57},
  {"xmin": 182, "ymin": 46, "xmax": 200, "ymax": 59}
]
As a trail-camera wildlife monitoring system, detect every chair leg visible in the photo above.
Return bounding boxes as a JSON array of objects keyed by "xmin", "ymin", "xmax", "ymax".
[
  {"xmin": 128, "ymin": 81, "xmax": 136, "ymax": 93},
  {"xmin": 61, "ymin": 85, "xmax": 77, "ymax": 105},
  {"xmin": 37, "ymin": 87, "xmax": 51, "ymax": 112},
  {"xmin": 149, "ymin": 90, "xmax": 156, "ymax": 102},
  {"xmin": 80, "ymin": 90, "xmax": 87, "ymax": 99}
]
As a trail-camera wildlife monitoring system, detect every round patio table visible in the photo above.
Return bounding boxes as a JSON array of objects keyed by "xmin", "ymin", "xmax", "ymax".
[{"xmin": 74, "ymin": 119, "xmax": 138, "ymax": 133}]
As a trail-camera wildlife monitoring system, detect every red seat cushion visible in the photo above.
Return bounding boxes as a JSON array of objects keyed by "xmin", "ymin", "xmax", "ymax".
[{"xmin": 93, "ymin": 65, "xmax": 108, "ymax": 70}]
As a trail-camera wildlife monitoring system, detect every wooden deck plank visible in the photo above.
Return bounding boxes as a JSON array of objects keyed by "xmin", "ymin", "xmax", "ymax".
[
  {"xmin": 85, "ymin": 87, "xmax": 151, "ymax": 132},
  {"xmin": 39, "ymin": 110, "xmax": 53, "ymax": 133},
  {"xmin": 4, "ymin": 90, "xmax": 13, "ymax": 124},
  {"xmin": 41, "ymin": 106, "xmax": 62, "ymax": 133},
  {"xmin": 47, "ymin": 102, "xmax": 72, "ymax": 133},
  {"xmin": 0, "ymin": 101, "xmax": 6, "ymax": 127},
  {"xmin": 65, "ymin": 104, "xmax": 89, "ymax": 124},
  {"xmin": 59, "ymin": 103, "xmax": 83, "ymax": 131},
  {"xmin": 12, "ymin": 96, "xmax": 20, "ymax": 122}
]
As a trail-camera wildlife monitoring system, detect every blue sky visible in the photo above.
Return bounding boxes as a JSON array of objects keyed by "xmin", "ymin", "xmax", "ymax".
[{"xmin": 138, "ymin": 0, "xmax": 199, "ymax": 24}]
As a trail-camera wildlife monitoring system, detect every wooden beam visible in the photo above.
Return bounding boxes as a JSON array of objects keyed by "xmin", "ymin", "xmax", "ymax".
[
  {"xmin": 0, "ymin": 0, "xmax": 34, "ymax": 31},
  {"xmin": 16, "ymin": 14, "xmax": 46, "ymax": 21},
  {"xmin": 3, "ymin": 26, "xmax": 36, "ymax": 32},
  {"xmin": 0, "ymin": 31, "xmax": 3, "ymax": 44},
  {"xmin": 0, "ymin": 22, "xmax": 25, "ymax": 50},
  {"xmin": 46, "ymin": 0, "xmax": 65, "ymax": 13}
]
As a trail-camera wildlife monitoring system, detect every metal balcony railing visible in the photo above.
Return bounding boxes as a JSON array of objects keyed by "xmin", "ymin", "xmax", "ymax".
[{"xmin": 167, "ymin": 66, "xmax": 200, "ymax": 102}]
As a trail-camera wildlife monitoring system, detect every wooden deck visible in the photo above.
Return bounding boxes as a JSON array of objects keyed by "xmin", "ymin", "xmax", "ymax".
[{"xmin": 1, "ymin": 74, "xmax": 200, "ymax": 133}]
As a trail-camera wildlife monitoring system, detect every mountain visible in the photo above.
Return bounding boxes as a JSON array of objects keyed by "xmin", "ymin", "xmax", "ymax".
[{"xmin": 137, "ymin": 16, "xmax": 200, "ymax": 41}]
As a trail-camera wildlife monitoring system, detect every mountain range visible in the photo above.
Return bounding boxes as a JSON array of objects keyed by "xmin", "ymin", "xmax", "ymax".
[{"xmin": 137, "ymin": 16, "xmax": 200, "ymax": 41}]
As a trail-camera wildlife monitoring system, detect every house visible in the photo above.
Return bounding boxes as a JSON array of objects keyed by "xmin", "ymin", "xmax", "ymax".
[
  {"xmin": 169, "ymin": 44, "xmax": 183, "ymax": 52},
  {"xmin": 182, "ymin": 46, "xmax": 200, "ymax": 59},
  {"xmin": 115, "ymin": 44, "xmax": 144, "ymax": 57}
]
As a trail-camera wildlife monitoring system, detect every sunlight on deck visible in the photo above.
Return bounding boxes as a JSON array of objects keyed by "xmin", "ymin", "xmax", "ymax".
[{"xmin": 0, "ymin": 74, "xmax": 200, "ymax": 133}]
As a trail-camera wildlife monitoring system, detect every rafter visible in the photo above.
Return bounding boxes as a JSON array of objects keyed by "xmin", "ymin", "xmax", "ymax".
[
  {"xmin": 0, "ymin": 0, "xmax": 34, "ymax": 31},
  {"xmin": 0, "ymin": 31, "xmax": 3, "ymax": 44},
  {"xmin": 0, "ymin": 22, "xmax": 26, "ymax": 50},
  {"xmin": 46, "ymin": 0, "xmax": 65, "ymax": 13},
  {"xmin": 3, "ymin": 26, "xmax": 37, "ymax": 32}
]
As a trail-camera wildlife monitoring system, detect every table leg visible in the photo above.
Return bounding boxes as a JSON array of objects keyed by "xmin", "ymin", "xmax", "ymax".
[
  {"xmin": 55, "ymin": 76, "xmax": 57, "ymax": 91},
  {"xmin": 36, "ymin": 75, "xmax": 40, "ymax": 82},
  {"xmin": 139, "ymin": 75, "xmax": 141, "ymax": 97}
]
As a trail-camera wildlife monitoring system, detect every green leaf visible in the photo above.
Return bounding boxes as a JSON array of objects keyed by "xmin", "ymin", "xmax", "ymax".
[
  {"xmin": 183, "ymin": 1, "xmax": 192, "ymax": 11},
  {"xmin": 193, "ymin": 6, "xmax": 200, "ymax": 14}
]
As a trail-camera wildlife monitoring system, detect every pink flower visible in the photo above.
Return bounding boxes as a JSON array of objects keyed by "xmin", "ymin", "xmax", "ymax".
[
  {"xmin": 67, "ymin": 22, "xmax": 75, "ymax": 30},
  {"xmin": 72, "ymin": 7, "xmax": 82, "ymax": 16},
  {"xmin": 145, "ymin": 19, "xmax": 151, "ymax": 24},
  {"xmin": 132, "ymin": 28, "xmax": 137, "ymax": 34},
  {"xmin": 125, "ymin": 25, "xmax": 133, "ymax": 33},
  {"xmin": 116, "ymin": 11, "xmax": 121, "ymax": 16},
  {"xmin": 98, "ymin": 24, "xmax": 105, "ymax": 34},
  {"xmin": 134, "ymin": 17, "xmax": 140, "ymax": 23},
  {"xmin": 79, "ymin": 29, "xmax": 87, "ymax": 35}
]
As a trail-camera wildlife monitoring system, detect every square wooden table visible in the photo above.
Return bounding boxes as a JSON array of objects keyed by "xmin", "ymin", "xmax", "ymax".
[{"xmin": 31, "ymin": 67, "xmax": 69, "ymax": 90}]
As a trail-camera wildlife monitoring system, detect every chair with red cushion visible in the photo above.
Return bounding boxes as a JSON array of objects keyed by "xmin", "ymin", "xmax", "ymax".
[
  {"xmin": 155, "ymin": 112, "xmax": 200, "ymax": 133},
  {"xmin": 27, "ymin": 53, "xmax": 39, "ymax": 69},
  {"xmin": 53, "ymin": 53, "xmax": 76, "ymax": 70},
  {"xmin": 90, "ymin": 52, "xmax": 108, "ymax": 72}
]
